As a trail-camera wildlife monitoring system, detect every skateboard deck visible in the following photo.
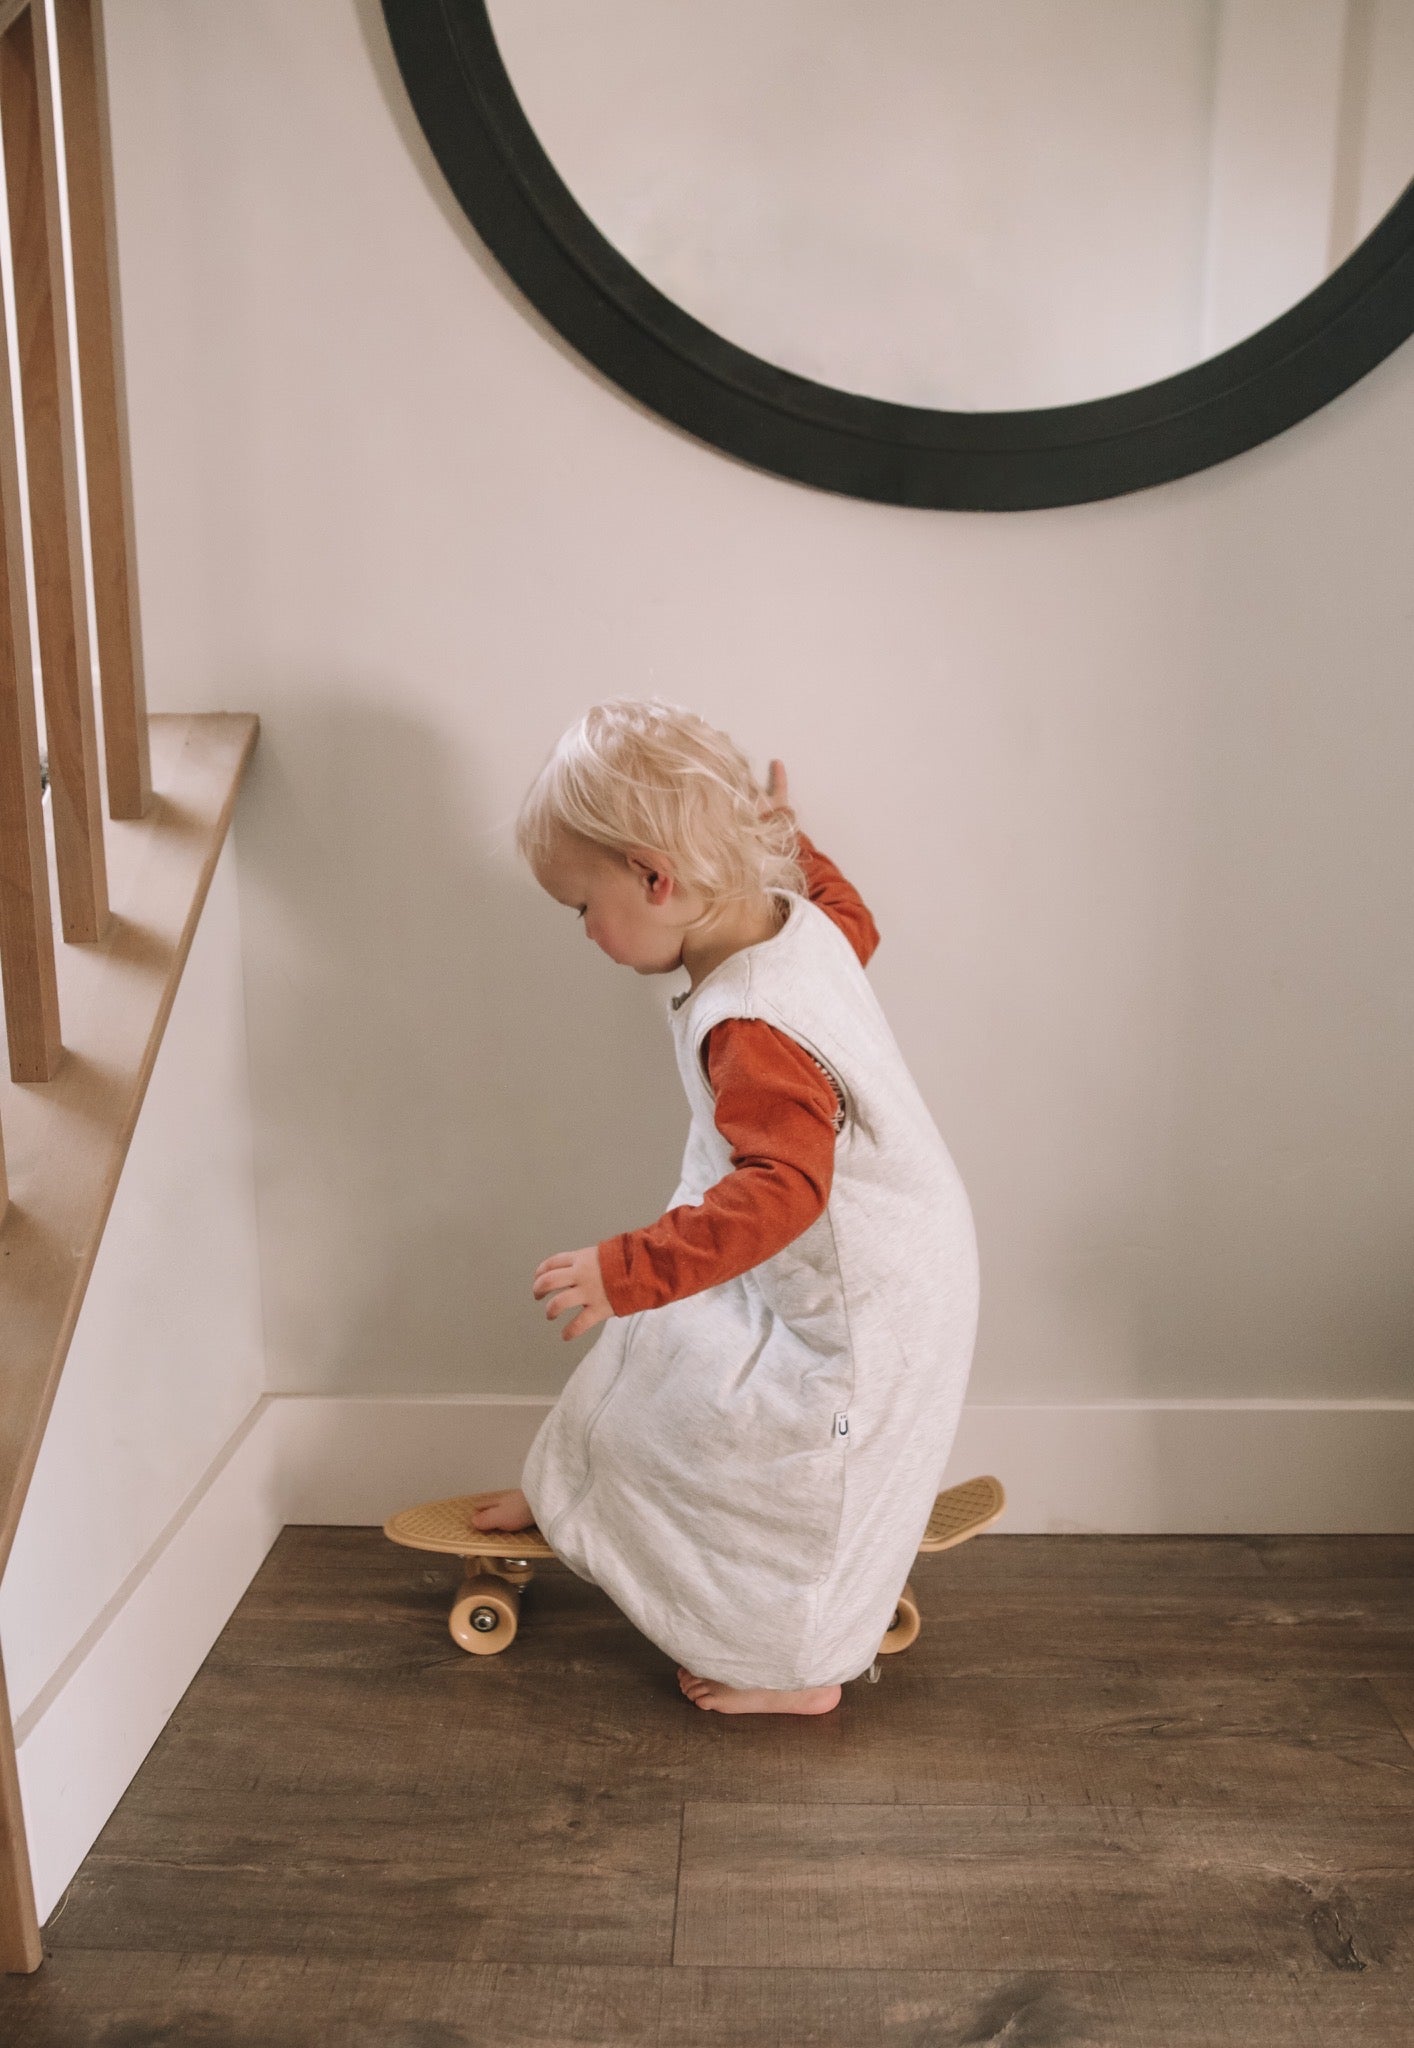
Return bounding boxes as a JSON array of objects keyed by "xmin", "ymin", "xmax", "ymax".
[
  {"xmin": 919, "ymin": 1473, "xmax": 1006, "ymax": 1550},
  {"xmin": 384, "ymin": 1474, "xmax": 1006, "ymax": 1661}
]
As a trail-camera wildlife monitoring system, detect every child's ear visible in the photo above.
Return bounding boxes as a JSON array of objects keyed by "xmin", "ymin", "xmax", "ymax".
[{"xmin": 626, "ymin": 849, "xmax": 673, "ymax": 903}]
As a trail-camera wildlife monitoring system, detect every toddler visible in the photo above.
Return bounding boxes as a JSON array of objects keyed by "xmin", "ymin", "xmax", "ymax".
[{"xmin": 474, "ymin": 699, "xmax": 978, "ymax": 1715}]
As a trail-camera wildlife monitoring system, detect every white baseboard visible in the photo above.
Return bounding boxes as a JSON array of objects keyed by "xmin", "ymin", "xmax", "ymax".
[
  {"xmin": 949, "ymin": 1399, "xmax": 1414, "ymax": 1535},
  {"xmin": 271, "ymin": 1392, "xmax": 1414, "ymax": 1536},
  {"xmin": 270, "ymin": 1392, "xmax": 555, "ymax": 1525},
  {"xmin": 14, "ymin": 1390, "xmax": 1413, "ymax": 1923},
  {"xmin": 13, "ymin": 1396, "xmax": 285, "ymax": 1923}
]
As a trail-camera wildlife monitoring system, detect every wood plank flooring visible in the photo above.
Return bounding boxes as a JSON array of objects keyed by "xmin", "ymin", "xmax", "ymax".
[{"xmin": 1, "ymin": 1528, "xmax": 1411, "ymax": 2045}]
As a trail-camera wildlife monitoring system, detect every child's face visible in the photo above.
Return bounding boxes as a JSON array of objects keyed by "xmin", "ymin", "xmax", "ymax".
[{"xmin": 536, "ymin": 832, "xmax": 701, "ymax": 975}]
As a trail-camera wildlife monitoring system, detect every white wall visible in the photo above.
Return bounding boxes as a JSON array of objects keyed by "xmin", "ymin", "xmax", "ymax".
[
  {"xmin": 99, "ymin": 0, "xmax": 1414, "ymax": 1430},
  {"xmin": 0, "ymin": 837, "xmax": 271, "ymax": 1914},
  {"xmin": 0, "ymin": 838, "xmax": 264, "ymax": 1723}
]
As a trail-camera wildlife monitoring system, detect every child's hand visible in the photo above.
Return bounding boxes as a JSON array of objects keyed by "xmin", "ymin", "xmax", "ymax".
[
  {"xmin": 761, "ymin": 758, "xmax": 794, "ymax": 820},
  {"xmin": 532, "ymin": 1245, "xmax": 613, "ymax": 1340}
]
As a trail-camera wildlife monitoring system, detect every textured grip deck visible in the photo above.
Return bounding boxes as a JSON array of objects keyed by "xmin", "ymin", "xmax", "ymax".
[
  {"xmin": 383, "ymin": 1493, "xmax": 555, "ymax": 1559},
  {"xmin": 386, "ymin": 1474, "xmax": 1006, "ymax": 1562},
  {"xmin": 919, "ymin": 1474, "xmax": 1007, "ymax": 1551}
]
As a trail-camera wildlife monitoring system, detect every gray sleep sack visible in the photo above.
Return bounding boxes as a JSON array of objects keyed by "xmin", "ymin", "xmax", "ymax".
[{"xmin": 520, "ymin": 886, "xmax": 979, "ymax": 1690}]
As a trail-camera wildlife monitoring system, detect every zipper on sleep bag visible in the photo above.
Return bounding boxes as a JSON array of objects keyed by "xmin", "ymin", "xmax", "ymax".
[
  {"xmin": 557, "ymin": 1315, "xmax": 643, "ymax": 1530},
  {"xmin": 834, "ymin": 1412, "xmax": 849, "ymax": 1440}
]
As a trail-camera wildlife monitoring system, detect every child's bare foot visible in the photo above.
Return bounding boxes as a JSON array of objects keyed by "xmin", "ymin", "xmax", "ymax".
[
  {"xmin": 469, "ymin": 1488, "xmax": 534, "ymax": 1533},
  {"xmin": 677, "ymin": 1667, "xmax": 842, "ymax": 1715}
]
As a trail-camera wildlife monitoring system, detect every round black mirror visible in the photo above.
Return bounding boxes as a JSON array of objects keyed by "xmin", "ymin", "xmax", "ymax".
[{"xmin": 382, "ymin": 0, "xmax": 1414, "ymax": 509}]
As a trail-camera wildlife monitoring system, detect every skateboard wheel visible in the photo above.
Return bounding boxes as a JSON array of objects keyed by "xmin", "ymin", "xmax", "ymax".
[
  {"xmin": 449, "ymin": 1578, "xmax": 520, "ymax": 1654},
  {"xmin": 878, "ymin": 1580, "xmax": 921, "ymax": 1655}
]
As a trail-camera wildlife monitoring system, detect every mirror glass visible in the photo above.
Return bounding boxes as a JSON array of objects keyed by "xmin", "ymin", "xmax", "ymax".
[{"xmin": 487, "ymin": 0, "xmax": 1414, "ymax": 412}]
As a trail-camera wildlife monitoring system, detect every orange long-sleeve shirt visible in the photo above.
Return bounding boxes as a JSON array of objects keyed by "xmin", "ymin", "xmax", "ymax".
[{"xmin": 597, "ymin": 830, "xmax": 879, "ymax": 1316}]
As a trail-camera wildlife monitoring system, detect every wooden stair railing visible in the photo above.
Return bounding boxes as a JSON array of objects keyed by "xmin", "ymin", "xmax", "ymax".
[
  {"xmin": 0, "ymin": 0, "xmax": 258, "ymax": 1973},
  {"xmin": 5, "ymin": 0, "xmax": 109, "ymax": 941}
]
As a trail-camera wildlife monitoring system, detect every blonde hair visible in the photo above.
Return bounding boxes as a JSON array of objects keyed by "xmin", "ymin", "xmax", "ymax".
[{"xmin": 516, "ymin": 698, "xmax": 805, "ymax": 931}]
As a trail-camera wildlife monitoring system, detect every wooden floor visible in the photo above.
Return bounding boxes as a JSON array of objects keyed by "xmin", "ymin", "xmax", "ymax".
[{"xmin": 2, "ymin": 1529, "xmax": 1412, "ymax": 2046}]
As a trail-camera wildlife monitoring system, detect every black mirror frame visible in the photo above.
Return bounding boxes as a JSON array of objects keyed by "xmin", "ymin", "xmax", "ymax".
[{"xmin": 383, "ymin": 0, "xmax": 1414, "ymax": 511}]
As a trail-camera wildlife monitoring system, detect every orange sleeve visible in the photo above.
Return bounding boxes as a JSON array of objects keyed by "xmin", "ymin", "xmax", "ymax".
[
  {"xmin": 792, "ymin": 827, "xmax": 880, "ymax": 966},
  {"xmin": 597, "ymin": 1017, "xmax": 841, "ymax": 1316}
]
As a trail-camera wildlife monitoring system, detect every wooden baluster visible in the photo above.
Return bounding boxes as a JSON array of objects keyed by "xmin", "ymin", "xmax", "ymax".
[
  {"xmin": 52, "ymin": 0, "xmax": 148, "ymax": 821},
  {"xmin": 1, "ymin": 0, "xmax": 108, "ymax": 942},
  {"xmin": 0, "ymin": 49, "xmax": 60, "ymax": 1084}
]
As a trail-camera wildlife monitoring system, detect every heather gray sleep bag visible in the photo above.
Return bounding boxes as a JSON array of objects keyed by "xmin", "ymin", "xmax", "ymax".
[{"xmin": 521, "ymin": 889, "xmax": 979, "ymax": 1689}]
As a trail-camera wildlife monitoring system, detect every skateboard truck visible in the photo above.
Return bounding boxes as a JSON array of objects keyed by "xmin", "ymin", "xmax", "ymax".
[{"xmin": 385, "ymin": 1475, "xmax": 1007, "ymax": 1666}]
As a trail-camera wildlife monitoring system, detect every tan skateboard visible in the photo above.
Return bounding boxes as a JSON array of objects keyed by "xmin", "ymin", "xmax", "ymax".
[{"xmin": 384, "ymin": 1473, "xmax": 1006, "ymax": 1663}]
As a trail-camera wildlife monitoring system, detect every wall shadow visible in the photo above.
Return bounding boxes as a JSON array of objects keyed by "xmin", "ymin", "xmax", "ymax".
[{"xmin": 233, "ymin": 689, "xmax": 685, "ymax": 1399}]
